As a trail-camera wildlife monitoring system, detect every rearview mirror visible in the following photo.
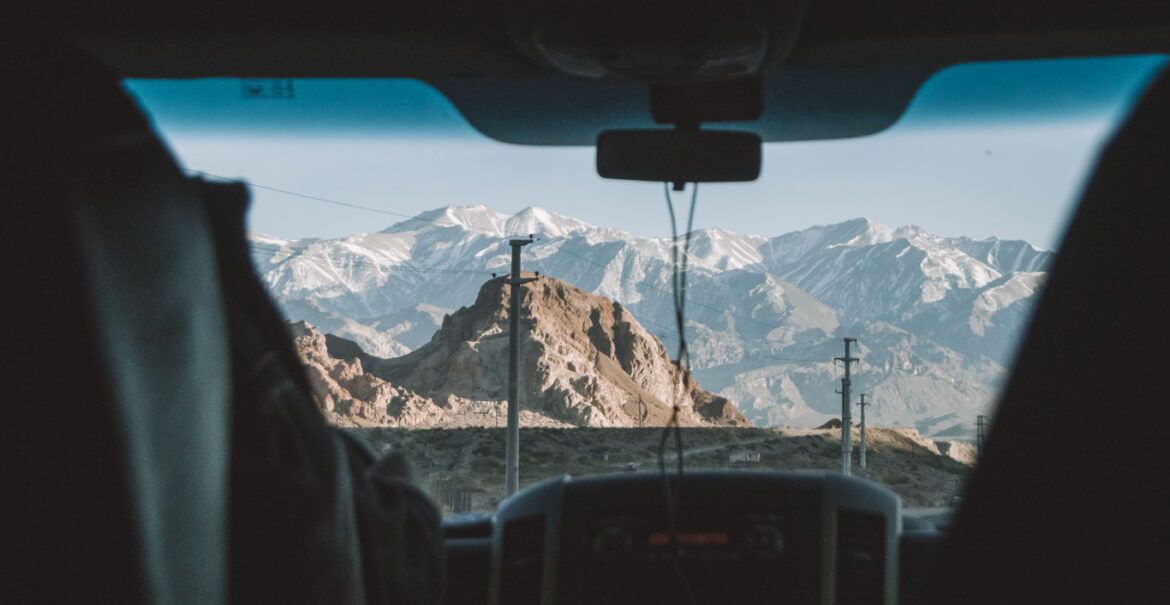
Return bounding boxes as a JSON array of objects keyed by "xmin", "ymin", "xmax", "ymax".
[{"xmin": 596, "ymin": 129, "xmax": 761, "ymax": 184}]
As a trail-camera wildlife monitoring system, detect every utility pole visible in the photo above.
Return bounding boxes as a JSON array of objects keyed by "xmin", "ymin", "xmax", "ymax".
[
  {"xmin": 835, "ymin": 338, "xmax": 859, "ymax": 476},
  {"xmin": 505, "ymin": 238, "xmax": 538, "ymax": 497},
  {"xmin": 857, "ymin": 393, "xmax": 870, "ymax": 469},
  {"xmin": 976, "ymin": 414, "xmax": 987, "ymax": 459}
]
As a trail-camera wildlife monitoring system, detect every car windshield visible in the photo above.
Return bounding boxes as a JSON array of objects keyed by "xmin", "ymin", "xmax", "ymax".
[{"xmin": 128, "ymin": 55, "xmax": 1165, "ymax": 514}]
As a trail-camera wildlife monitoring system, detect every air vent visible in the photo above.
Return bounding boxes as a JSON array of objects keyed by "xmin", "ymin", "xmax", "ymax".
[
  {"xmin": 500, "ymin": 515, "xmax": 546, "ymax": 605},
  {"xmin": 836, "ymin": 509, "xmax": 886, "ymax": 605}
]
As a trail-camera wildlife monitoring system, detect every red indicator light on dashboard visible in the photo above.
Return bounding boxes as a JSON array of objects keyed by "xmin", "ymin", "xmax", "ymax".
[{"xmin": 647, "ymin": 531, "xmax": 730, "ymax": 546}]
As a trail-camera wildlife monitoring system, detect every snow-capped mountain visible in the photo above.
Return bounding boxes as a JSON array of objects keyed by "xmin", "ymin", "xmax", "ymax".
[{"xmin": 250, "ymin": 205, "xmax": 1052, "ymax": 436}]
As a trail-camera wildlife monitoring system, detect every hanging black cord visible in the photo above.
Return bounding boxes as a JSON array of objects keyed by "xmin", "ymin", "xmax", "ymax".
[{"xmin": 658, "ymin": 181, "xmax": 699, "ymax": 605}]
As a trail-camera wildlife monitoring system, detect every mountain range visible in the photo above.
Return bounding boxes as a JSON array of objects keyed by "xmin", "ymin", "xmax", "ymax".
[{"xmin": 253, "ymin": 205, "xmax": 1051, "ymax": 437}]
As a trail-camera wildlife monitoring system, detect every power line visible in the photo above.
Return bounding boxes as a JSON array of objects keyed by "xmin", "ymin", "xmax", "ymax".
[
  {"xmin": 555, "ymin": 244, "xmax": 792, "ymax": 334},
  {"xmin": 550, "ymin": 252, "xmax": 823, "ymax": 365},
  {"xmin": 211, "ymin": 173, "xmax": 810, "ymax": 363},
  {"xmin": 637, "ymin": 316, "xmax": 683, "ymax": 334},
  {"xmin": 248, "ymin": 243, "xmax": 489, "ymax": 275},
  {"xmin": 254, "ymin": 232, "xmax": 819, "ymax": 362},
  {"xmin": 250, "ymin": 242, "xmax": 472, "ymax": 274},
  {"xmin": 755, "ymin": 353, "xmax": 826, "ymax": 364},
  {"xmin": 191, "ymin": 170, "xmax": 455, "ymax": 227},
  {"xmin": 193, "ymin": 172, "xmax": 791, "ymax": 331},
  {"xmin": 635, "ymin": 316, "xmax": 822, "ymax": 365}
]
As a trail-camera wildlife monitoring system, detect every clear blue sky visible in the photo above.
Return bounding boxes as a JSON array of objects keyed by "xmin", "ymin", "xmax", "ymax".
[{"xmin": 127, "ymin": 55, "xmax": 1167, "ymax": 250}]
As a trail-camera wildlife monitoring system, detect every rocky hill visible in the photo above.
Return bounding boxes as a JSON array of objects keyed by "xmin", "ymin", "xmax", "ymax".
[
  {"xmin": 288, "ymin": 321, "xmax": 448, "ymax": 427},
  {"xmin": 289, "ymin": 274, "xmax": 748, "ymax": 428}
]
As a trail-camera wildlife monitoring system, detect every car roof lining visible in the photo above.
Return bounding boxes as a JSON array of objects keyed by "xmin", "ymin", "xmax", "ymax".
[{"xmin": 9, "ymin": 1, "xmax": 1170, "ymax": 143}]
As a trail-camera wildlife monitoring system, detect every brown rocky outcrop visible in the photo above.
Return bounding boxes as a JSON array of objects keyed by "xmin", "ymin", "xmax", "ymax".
[
  {"xmin": 288, "ymin": 321, "xmax": 450, "ymax": 428},
  {"xmin": 368, "ymin": 275, "xmax": 750, "ymax": 428}
]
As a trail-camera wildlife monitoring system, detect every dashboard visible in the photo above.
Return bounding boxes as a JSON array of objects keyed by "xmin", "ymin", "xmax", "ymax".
[{"xmin": 444, "ymin": 470, "xmax": 911, "ymax": 605}]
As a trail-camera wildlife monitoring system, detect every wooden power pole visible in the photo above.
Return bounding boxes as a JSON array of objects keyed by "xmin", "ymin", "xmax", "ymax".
[
  {"xmin": 858, "ymin": 393, "xmax": 871, "ymax": 469},
  {"xmin": 504, "ymin": 238, "xmax": 538, "ymax": 497},
  {"xmin": 835, "ymin": 338, "xmax": 859, "ymax": 476}
]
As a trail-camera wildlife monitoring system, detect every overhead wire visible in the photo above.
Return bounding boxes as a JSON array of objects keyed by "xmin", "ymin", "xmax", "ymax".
[
  {"xmin": 194, "ymin": 168, "xmax": 798, "ymax": 338},
  {"xmin": 554, "ymin": 244, "xmax": 793, "ymax": 335},
  {"xmin": 191, "ymin": 169, "xmax": 472, "ymax": 228},
  {"xmin": 248, "ymin": 243, "xmax": 490, "ymax": 275},
  {"xmin": 221, "ymin": 173, "xmax": 826, "ymax": 363},
  {"xmin": 623, "ymin": 317, "xmax": 825, "ymax": 369},
  {"xmin": 228, "ymin": 173, "xmax": 826, "ymax": 372}
]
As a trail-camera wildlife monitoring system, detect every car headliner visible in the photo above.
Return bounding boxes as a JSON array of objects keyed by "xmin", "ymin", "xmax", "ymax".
[{"xmin": 8, "ymin": 0, "xmax": 1170, "ymax": 144}]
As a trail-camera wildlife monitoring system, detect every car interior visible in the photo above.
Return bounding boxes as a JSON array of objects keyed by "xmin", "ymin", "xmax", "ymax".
[{"xmin": 4, "ymin": 1, "xmax": 1169, "ymax": 604}]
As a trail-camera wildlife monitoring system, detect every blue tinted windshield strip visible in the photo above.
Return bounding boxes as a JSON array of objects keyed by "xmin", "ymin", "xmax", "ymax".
[{"xmin": 124, "ymin": 78, "xmax": 480, "ymax": 138}]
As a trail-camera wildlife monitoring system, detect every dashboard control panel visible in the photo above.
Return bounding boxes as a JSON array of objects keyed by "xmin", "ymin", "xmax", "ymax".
[{"xmin": 489, "ymin": 471, "xmax": 900, "ymax": 605}]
